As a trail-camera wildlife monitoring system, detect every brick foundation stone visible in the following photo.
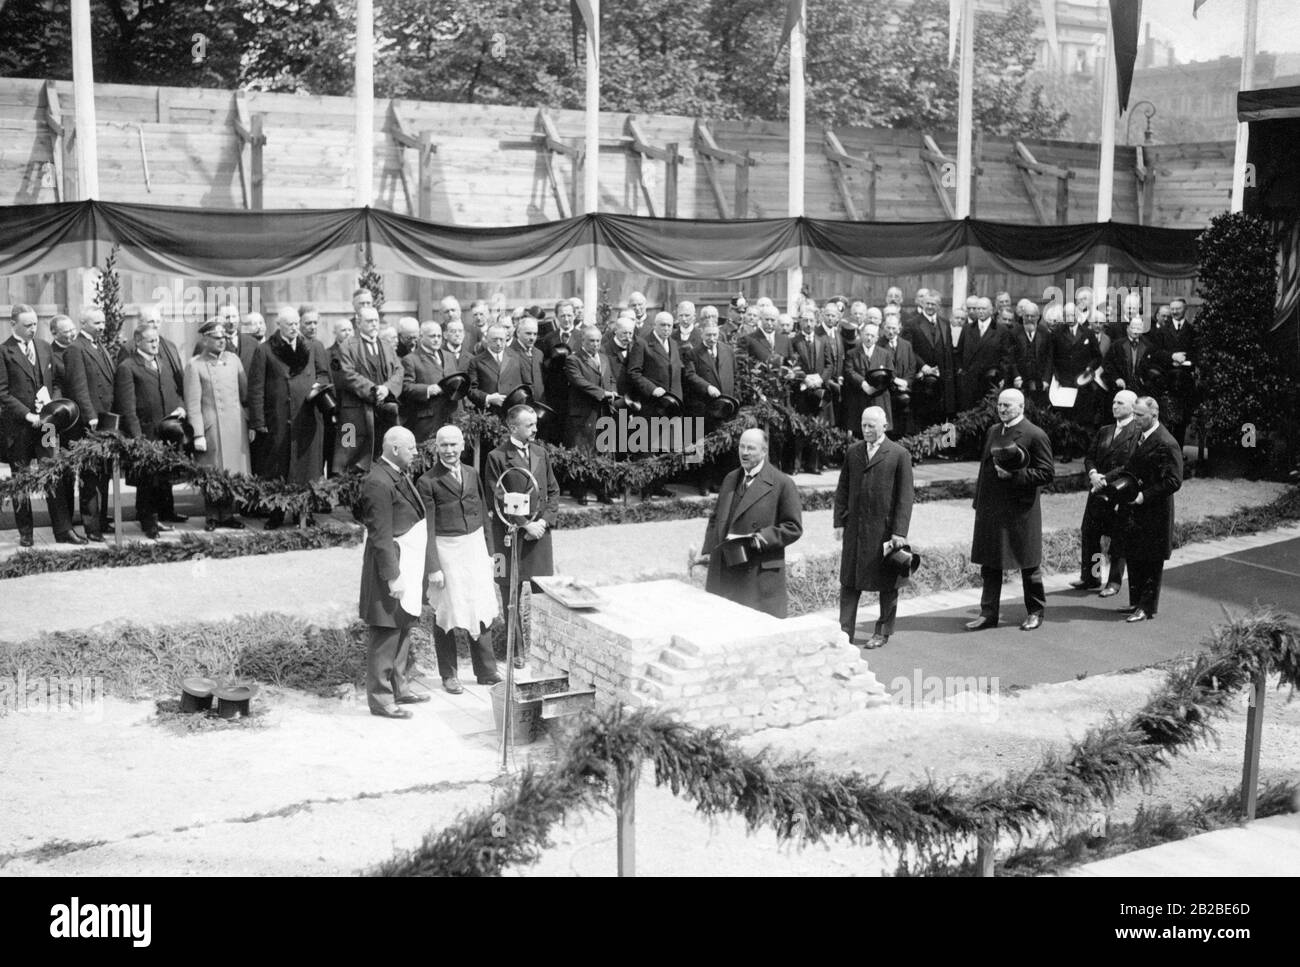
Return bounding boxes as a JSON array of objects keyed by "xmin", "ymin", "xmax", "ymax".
[{"xmin": 530, "ymin": 579, "xmax": 887, "ymax": 733}]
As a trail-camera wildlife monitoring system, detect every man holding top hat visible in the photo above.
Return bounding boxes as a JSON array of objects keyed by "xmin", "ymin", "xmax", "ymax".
[
  {"xmin": 967, "ymin": 388, "xmax": 1054, "ymax": 631},
  {"xmin": 358, "ymin": 427, "xmax": 434, "ymax": 719},
  {"xmin": 683, "ymin": 316, "xmax": 739, "ymax": 494},
  {"xmin": 564, "ymin": 324, "xmax": 618, "ymax": 505},
  {"xmin": 834, "ymin": 407, "xmax": 915, "ymax": 648},
  {"xmin": 1113, "ymin": 396, "xmax": 1183, "ymax": 622},
  {"xmin": 700, "ymin": 428, "xmax": 804, "ymax": 618},
  {"xmin": 1072, "ymin": 389, "xmax": 1140, "ymax": 596},
  {"xmin": 417, "ymin": 425, "xmax": 502, "ymax": 693}
]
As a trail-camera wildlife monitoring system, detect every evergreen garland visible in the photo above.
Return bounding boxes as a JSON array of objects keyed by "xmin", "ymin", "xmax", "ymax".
[{"xmin": 372, "ymin": 607, "xmax": 1299, "ymax": 877}]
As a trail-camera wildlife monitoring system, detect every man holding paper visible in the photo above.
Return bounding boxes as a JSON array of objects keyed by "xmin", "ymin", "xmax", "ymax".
[{"xmin": 700, "ymin": 428, "xmax": 804, "ymax": 618}]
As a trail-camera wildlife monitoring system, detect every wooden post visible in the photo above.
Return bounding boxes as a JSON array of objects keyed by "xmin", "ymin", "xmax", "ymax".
[
  {"xmin": 250, "ymin": 114, "xmax": 265, "ymax": 209},
  {"xmin": 735, "ymin": 151, "xmax": 750, "ymax": 218},
  {"xmin": 354, "ymin": 0, "xmax": 375, "ymax": 207},
  {"xmin": 976, "ymin": 829, "xmax": 995, "ymax": 877},
  {"xmin": 665, "ymin": 142, "xmax": 679, "ymax": 217},
  {"xmin": 70, "ymin": 0, "xmax": 100, "ymax": 199},
  {"xmin": 1240, "ymin": 663, "xmax": 1267, "ymax": 820},
  {"xmin": 111, "ymin": 455, "xmax": 123, "ymax": 548},
  {"xmin": 616, "ymin": 763, "xmax": 639, "ymax": 877}
]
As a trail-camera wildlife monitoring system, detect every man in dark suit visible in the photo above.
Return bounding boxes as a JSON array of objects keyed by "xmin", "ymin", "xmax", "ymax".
[
  {"xmin": 483, "ymin": 405, "xmax": 560, "ymax": 667},
  {"xmin": 1115, "ymin": 397, "xmax": 1183, "ymax": 622},
  {"xmin": 323, "ymin": 317, "xmax": 353, "ymax": 476},
  {"xmin": 510, "ymin": 315, "xmax": 547, "ymax": 406},
  {"xmin": 1010, "ymin": 300, "xmax": 1054, "ymax": 413},
  {"xmin": 700, "ymin": 428, "xmax": 804, "ymax": 618},
  {"xmin": 627, "ymin": 311, "xmax": 683, "ymax": 412},
  {"xmin": 739, "ymin": 304, "xmax": 792, "ymax": 365},
  {"xmin": 1072, "ymin": 389, "xmax": 1139, "ymax": 596},
  {"xmin": 603, "ymin": 314, "xmax": 638, "ymax": 400},
  {"xmin": 358, "ymin": 427, "xmax": 433, "ymax": 718},
  {"xmin": 1151, "ymin": 297, "xmax": 1196, "ymax": 446},
  {"xmin": 538, "ymin": 301, "xmax": 579, "ymax": 441},
  {"xmin": 564, "ymin": 325, "xmax": 617, "ymax": 504},
  {"xmin": 671, "ymin": 301, "xmax": 705, "ymax": 354},
  {"xmin": 834, "ymin": 406, "xmax": 914, "ymax": 648},
  {"xmin": 60, "ymin": 307, "xmax": 117, "ymax": 541},
  {"xmin": 467, "ymin": 323, "xmax": 524, "ymax": 412},
  {"xmin": 1050, "ymin": 302, "xmax": 1104, "ymax": 445},
  {"xmin": 787, "ymin": 309, "xmax": 832, "ymax": 473},
  {"xmin": 816, "ymin": 304, "xmax": 847, "ymax": 430},
  {"xmin": 332, "ymin": 306, "xmax": 402, "ymax": 473},
  {"xmin": 880, "ymin": 314, "xmax": 918, "ymax": 436},
  {"xmin": 113, "ymin": 324, "xmax": 187, "ymax": 539},
  {"xmin": 683, "ymin": 317, "xmax": 738, "ymax": 493},
  {"xmin": 957, "ymin": 297, "xmax": 1011, "ymax": 411},
  {"xmin": 902, "ymin": 295, "xmax": 955, "ymax": 432},
  {"xmin": 966, "ymin": 389, "xmax": 1055, "ymax": 631},
  {"xmin": 440, "ymin": 319, "xmax": 473, "ymax": 375},
  {"xmin": 417, "ymin": 424, "xmax": 502, "ymax": 693},
  {"xmin": 843, "ymin": 321, "xmax": 893, "ymax": 436},
  {"xmin": 1103, "ymin": 317, "xmax": 1154, "ymax": 400},
  {"xmin": 0, "ymin": 304, "xmax": 82, "ymax": 546},
  {"xmin": 399, "ymin": 321, "xmax": 452, "ymax": 445}
]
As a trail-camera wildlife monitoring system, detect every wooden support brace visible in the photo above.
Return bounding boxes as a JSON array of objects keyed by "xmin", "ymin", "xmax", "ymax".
[
  {"xmin": 920, "ymin": 134, "xmax": 956, "ymax": 219},
  {"xmin": 624, "ymin": 116, "xmax": 686, "ymax": 219},
  {"xmin": 1013, "ymin": 140, "xmax": 1076, "ymax": 225},
  {"xmin": 42, "ymin": 80, "xmax": 68, "ymax": 203},
  {"xmin": 823, "ymin": 128, "xmax": 879, "ymax": 221},
  {"xmin": 692, "ymin": 119, "xmax": 756, "ymax": 219},
  {"xmin": 386, "ymin": 101, "xmax": 422, "ymax": 213},
  {"xmin": 1240, "ymin": 662, "xmax": 1267, "ymax": 820},
  {"xmin": 231, "ymin": 92, "xmax": 254, "ymax": 209}
]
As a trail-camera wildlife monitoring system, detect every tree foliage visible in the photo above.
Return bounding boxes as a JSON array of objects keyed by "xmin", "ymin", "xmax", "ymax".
[{"xmin": 1, "ymin": 0, "xmax": 1066, "ymax": 137}]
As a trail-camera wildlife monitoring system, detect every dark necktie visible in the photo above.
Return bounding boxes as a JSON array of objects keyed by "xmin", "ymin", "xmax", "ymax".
[
  {"xmin": 23, "ymin": 340, "xmax": 35, "ymax": 366},
  {"xmin": 365, "ymin": 339, "xmax": 377, "ymax": 358}
]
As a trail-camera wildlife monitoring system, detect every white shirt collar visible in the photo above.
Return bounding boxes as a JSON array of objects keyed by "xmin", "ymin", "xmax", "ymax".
[
  {"xmin": 1116, "ymin": 416, "xmax": 1133, "ymax": 428},
  {"xmin": 745, "ymin": 460, "xmax": 764, "ymax": 479},
  {"xmin": 1142, "ymin": 421, "xmax": 1160, "ymax": 441},
  {"xmin": 1003, "ymin": 415, "xmax": 1024, "ymax": 428},
  {"xmin": 380, "ymin": 456, "xmax": 404, "ymax": 474},
  {"xmin": 509, "ymin": 436, "xmax": 530, "ymax": 451}
]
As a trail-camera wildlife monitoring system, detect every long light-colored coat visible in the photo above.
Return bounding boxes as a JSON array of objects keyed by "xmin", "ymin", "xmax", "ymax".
[{"xmin": 185, "ymin": 352, "xmax": 249, "ymax": 474}]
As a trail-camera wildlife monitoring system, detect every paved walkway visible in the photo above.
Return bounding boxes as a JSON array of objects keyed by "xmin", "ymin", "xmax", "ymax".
[{"xmin": 1066, "ymin": 811, "xmax": 1300, "ymax": 876}]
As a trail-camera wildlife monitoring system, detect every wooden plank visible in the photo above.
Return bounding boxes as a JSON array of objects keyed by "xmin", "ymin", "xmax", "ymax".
[
  {"xmin": 251, "ymin": 114, "xmax": 265, "ymax": 209},
  {"xmin": 231, "ymin": 92, "xmax": 252, "ymax": 209},
  {"xmin": 1240, "ymin": 666, "xmax": 1267, "ymax": 820},
  {"xmin": 693, "ymin": 120, "xmax": 732, "ymax": 218},
  {"xmin": 665, "ymin": 141, "xmax": 679, "ymax": 217}
]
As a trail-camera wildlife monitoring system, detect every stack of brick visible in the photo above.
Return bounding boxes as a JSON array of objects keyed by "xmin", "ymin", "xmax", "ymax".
[{"xmin": 530, "ymin": 579, "xmax": 887, "ymax": 733}]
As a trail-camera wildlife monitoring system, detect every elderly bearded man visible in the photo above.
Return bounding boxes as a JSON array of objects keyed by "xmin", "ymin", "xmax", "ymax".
[
  {"xmin": 835, "ymin": 407, "xmax": 914, "ymax": 648},
  {"xmin": 417, "ymin": 425, "xmax": 502, "ymax": 693},
  {"xmin": 967, "ymin": 388, "xmax": 1054, "ymax": 631}
]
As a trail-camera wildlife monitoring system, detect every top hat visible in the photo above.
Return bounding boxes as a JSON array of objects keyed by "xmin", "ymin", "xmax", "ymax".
[
  {"xmin": 706, "ymin": 394, "xmax": 740, "ymax": 421},
  {"xmin": 865, "ymin": 367, "xmax": 894, "ymax": 391},
  {"xmin": 603, "ymin": 394, "xmax": 639, "ymax": 415},
  {"xmin": 716, "ymin": 533, "xmax": 756, "ymax": 568},
  {"xmin": 983, "ymin": 367, "xmax": 1004, "ymax": 389},
  {"xmin": 915, "ymin": 372, "xmax": 941, "ymax": 398},
  {"xmin": 1075, "ymin": 365, "xmax": 1098, "ymax": 388},
  {"xmin": 39, "ymin": 398, "xmax": 80, "ymax": 434},
  {"xmin": 547, "ymin": 343, "xmax": 572, "ymax": 369},
  {"xmin": 531, "ymin": 401, "xmax": 558, "ymax": 423},
  {"xmin": 1104, "ymin": 469, "xmax": 1142, "ymax": 504},
  {"xmin": 438, "ymin": 372, "xmax": 471, "ymax": 403},
  {"xmin": 883, "ymin": 542, "xmax": 922, "ymax": 577},
  {"xmin": 313, "ymin": 385, "xmax": 338, "ymax": 416},
  {"xmin": 656, "ymin": 391, "xmax": 683, "ymax": 416},
  {"xmin": 502, "ymin": 384, "xmax": 534, "ymax": 410},
  {"xmin": 156, "ymin": 416, "xmax": 193, "ymax": 447},
  {"xmin": 525, "ymin": 305, "xmax": 546, "ymax": 321},
  {"xmin": 990, "ymin": 442, "xmax": 1029, "ymax": 472},
  {"xmin": 96, "ymin": 411, "xmax": 122, "ymax": 434}
]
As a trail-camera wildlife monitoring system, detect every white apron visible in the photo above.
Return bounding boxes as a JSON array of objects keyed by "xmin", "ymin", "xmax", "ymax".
[
  {"xmin": 428, "ymin": 528, "xmax": 500, "ymax": 632},
  {"xmin": 393, "ymin": 523, "xmax": 428, "ymax": 618}
]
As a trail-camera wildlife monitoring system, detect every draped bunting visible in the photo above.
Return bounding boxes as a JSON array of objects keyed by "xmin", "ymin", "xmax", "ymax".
[{"xmin": 0, "ymin": 201, "xmax": 1201, "ymax": 282}]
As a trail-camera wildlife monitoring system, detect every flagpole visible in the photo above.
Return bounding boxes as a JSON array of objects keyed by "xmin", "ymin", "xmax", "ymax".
[
  {"xmin": 1230, "ymin": 0, "xmax": 1259, "ymax": 212},
  {"xmin": 583, "ymin": 0, "xmax": 600, "ymax": 326},
  {"xmin": 951, "ymin": 0, "xmax": 975, "ymax": 311},
  {"xmin": 354, "ymin": 0, "xmax": 374, "ymax": 207},
  {"xmin": 1092, "ymin": 11, "xmax": 1118, "ymax": 305},
  {"xmin": 786, "ymin": 0, "xmax": 806, "ymax": 314},
  {"xmin": 70, "ymin": 0, "xmax": 100, "ymax": 199}
]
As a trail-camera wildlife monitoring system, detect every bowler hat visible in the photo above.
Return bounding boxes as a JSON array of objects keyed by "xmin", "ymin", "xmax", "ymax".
[
  {"xmin": 883, "ymin": 542, "xmax": 922, "ymax": 577},
  {"xmin": 707, "ymin": 394, "xmax": 740, "ymax": 421},
  {"xmin": 502, "ymin": 384, "xmax": 534, "ymax": 409},
  {"xmin": 656, "ymin": 392, "xmax": 683, "ymax": 416},
  {"xmin": 990, "ymin": 442, "xmax": 1029, "ymax": 472},
  {"xmin": 716, "ymin": 534, "xmax": 755, "ymax": 568},
  {"xmin": 438, "ymin": 372, "xmax": 470, "ymax": 403},
  {"xmin": 865, "ymin": 367, "xmax": 894, "ymax": 390},
  {"xmin": 313, "ymin": 385, "xmax": 338, "ymax": 416},
  {"xmin": 39, "ymin": 398, "xmax": 80, "ymax": 434},
  {"xmin": 156, "ymin": 416, "xmax": 193, "ymax": 447},
  {"xmin": 1104, "ymin": 470, "xmax": 1142, "ymax": 504}
]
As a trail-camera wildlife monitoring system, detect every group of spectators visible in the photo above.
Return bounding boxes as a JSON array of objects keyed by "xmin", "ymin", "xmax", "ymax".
[{"xmin": 1, "ymin": 281, "xmax": 1197, "ymax": 543}]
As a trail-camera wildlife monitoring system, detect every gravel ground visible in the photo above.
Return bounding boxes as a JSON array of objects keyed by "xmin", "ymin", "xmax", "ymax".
[{"xmin": 1, "ymin": 479, "xmax": 1288, "ymax": 641}]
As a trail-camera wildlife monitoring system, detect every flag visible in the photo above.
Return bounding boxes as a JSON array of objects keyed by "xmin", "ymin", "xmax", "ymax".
[
  {"xmin": 1193, "ymin": 0, "xmax": 1211, "ymax": 16},
  {"xmin": 1109, "ymin": 0, "xmax": 1142, "ymax": 112},
  {"xmin": 1041, "ymin": 0, "xmax": 1060, "ymax": 64},
  {"xmin": 569, "ymin": 0, "xmax": 597, "ymax": 67},
  {"xmin": 777, "ymin": 0, "xmax": 802, "ymax": 54}
]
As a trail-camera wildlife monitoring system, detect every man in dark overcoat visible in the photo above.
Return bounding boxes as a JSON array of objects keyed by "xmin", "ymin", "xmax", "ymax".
[
  {"xmin": 564, "ymin": 325, "xmax": 617, "ymax": 504},
  {"xmin": 358, "ymin": 427, "xmax": 434, "ymax": 718},
  {"xmin": 483, "ymin": 405, "xmax": 560, "ymax": 665},
  {"xmin": 834, "ymin": 406, "xmax": 914, "ymax": 648},
  {"xmin": 1071, "ymin": 389, "xmax": 1139, "ymax": 595},
  {"xmin": 1114, "ymin": 396, "xmax": 1183, "ymax": 622},
  {"xmin": 248, "ymin": 306, "xmax": 332, "ymax": 527},
  {"xmin": 701, "ymin": 428, "xmax": 804, "ymax": 618},
  {"xmin": 967, "ymin": 389, "xmax": 1055, "ymax": 631}
]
